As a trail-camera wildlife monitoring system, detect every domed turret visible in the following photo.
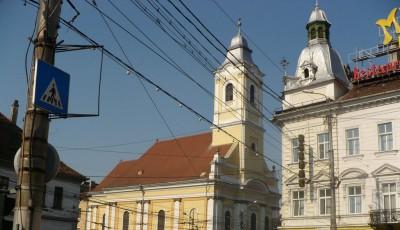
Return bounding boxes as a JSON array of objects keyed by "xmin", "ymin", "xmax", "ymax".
[
  {"xmin": 308, "ymin": 1, "xmax": 329, "ymax": 24},
  {"xmin": 220, "ymin": 19, "xmax": 255, "ymax": 68},
  {"xmin": 306, "ymin": 1, "xmax": 331, "ymax": 45},
  {"xmin": 283, "ymin": 3, "xmax": 350, "ymax": 108}
]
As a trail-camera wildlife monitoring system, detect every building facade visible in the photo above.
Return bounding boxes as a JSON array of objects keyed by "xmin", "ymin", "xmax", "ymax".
[
  {"xmin": 78, "ymin": 29, "xmax": 280, "ymax": 230},
  {"xmin": 274, "ymin": 4, "xmax": 400, "ymax": 230},
  {"xmin": 0, "ymin": 108, "xmax": 87, "ymax": 230}
]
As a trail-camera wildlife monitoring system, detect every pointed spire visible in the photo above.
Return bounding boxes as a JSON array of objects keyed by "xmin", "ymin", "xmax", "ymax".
[
  {"xmin": 315, "ymin": 0, "xmax": 319, "ymax": 8},
  {"xmin": 237, "ymin": 18, "xmax": 242, "ymax": 35}
]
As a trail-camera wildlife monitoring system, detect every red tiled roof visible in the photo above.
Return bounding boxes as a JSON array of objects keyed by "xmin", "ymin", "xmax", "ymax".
[
  {"xmin": 340, "ymin": 75, "xmax": 400, "ymax": 101},
  {"xmin": 0, "ymin": 112, "xmax": 86, "ymax": 181},
  {"xmin": 95, "ymin": 132, "xmax": 232, "ymax": 191}
]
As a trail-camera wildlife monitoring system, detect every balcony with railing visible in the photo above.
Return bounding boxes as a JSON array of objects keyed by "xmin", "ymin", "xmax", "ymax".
[{"xmin": 370, "ymin": 209, "xmax": 400, "ymax": 226}]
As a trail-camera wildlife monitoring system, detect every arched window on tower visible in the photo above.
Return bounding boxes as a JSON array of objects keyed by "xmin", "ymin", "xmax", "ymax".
[
  {"xmin": 250, "ymin": 85, "xmax": 255, "ymax": 105},
  {"xmin": 317, "ymin": 27, "xmax": 323, "ymax": 38},
  {"xmin": 250, "ymin": 213, "xmax": 257, "ymax": 230},
  {"xmin": 157, "ymin": 210, "xmax": 165, "ymax": 230},
  {"xmin": 225, "ymin": 83, "xmax": 234, "ymax": 102},
  {"xmin": 122, "ymin": 211, "xmax": 129, "ymax": 230},
  {"xmin": 304, "ymin": 68, "xmax": 309, "ymax": 78},
  {"xmin": 224, "ymin": 211, "xmax": 231, "ymax": 230},
  {"xmin": 310, "ymin": 28, "xmax": 316, "ymax": 40}
]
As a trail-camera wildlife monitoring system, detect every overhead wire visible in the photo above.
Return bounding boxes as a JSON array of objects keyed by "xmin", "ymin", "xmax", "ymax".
[{"xmin": 84, "ymin": 0, "xmax": 287, "ymax": 153}]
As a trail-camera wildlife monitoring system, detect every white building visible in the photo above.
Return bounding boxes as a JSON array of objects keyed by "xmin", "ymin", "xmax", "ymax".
[
  {"xmin": 0, "ymin": 109, "xmax": 87, "ymax": 230},
  {"xmin": 273, "ymin": 4, "xmax": 400, "ymax": 230}
]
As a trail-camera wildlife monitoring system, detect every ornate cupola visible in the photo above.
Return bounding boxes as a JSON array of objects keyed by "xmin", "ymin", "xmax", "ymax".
[
  {"xmin": 306, "ymin": 1, "xmax": 330, "ymax": 45},
  {"xmin": 282, "ymin": 3, "xmax": 350, "ymax": 109}
]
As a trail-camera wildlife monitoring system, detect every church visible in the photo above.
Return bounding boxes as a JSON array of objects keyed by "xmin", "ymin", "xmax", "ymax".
[{"xmin": 78, "ymin": 25, "xmax": 280, "ymax": 230}]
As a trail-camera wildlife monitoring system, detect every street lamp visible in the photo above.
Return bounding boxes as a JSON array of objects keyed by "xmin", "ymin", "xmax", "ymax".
[{"xmin": 301, "ymin": 90, "xmax": 337, "ymax": 230}]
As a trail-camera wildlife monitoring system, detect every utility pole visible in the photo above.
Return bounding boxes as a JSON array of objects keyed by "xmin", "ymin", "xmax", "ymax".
[
  {"xmin": 327, "ymin": 113, "xmax": 337, "ymax": 230},
  {"xmin": 13, "ymin": 1, "xmax": 62, "ymax": 230},
  {"xmin": 302, "ymin": 90, "xmax": 337, "ymax": 229}
]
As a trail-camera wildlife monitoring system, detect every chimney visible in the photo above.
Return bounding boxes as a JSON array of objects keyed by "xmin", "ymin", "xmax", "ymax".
[{"xmin": 10, "ymin": 100, "xmax": 19, "ymax": 124}]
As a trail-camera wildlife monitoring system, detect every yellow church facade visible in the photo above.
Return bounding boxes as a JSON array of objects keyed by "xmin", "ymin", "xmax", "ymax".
[{"xmin": 78, "ymin": 28, "xmax": 280, "ymax": 230}]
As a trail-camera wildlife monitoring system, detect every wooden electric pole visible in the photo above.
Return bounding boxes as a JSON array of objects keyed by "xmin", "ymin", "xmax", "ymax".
[
  {"xmin": 327, "ymin": 113, "xmax": 337, "ymax": 230},
  {"xmin": 13, "ymin": 1, "xmax": 62, "ymax": 229}
]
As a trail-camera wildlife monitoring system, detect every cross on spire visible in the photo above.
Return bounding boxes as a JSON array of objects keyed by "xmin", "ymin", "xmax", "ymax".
[{"xmin": 237, "ymin": 18, "xmax": 242, "ymax": 35}]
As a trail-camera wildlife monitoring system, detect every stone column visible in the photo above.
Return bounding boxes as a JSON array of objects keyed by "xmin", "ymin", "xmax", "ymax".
[
  {"xmin": 110, "ymin": 205, "xmax": 116, "ymax": 230},
  {"xmin": 143, "ymin": 201, "xmax": 150, "ymax": 230},
  {"xmin": 85, "ymin": 206, "xmax": 91, "ymax": 230},
  {"xmin": 233, "ymin": 203, "xmax": 243, "ymax": 230},
  {"xmin": 136, "ymin": 202, "xmax": 142, "ymax": 230},
  {"xmin": 207, "ymin": 198, "xmax": 214, "ymax": 230},
  {"xmin": 173, "ymin": 199, "xmax": 181, "ymax": 230},
  {"xmin": 91, "ymin": 206, "xmax": 97, "ymax": 230},
  {"xmin": 105, "ymin": 205, "xmax": 109, "ymax": 229},
  {"xmin": 259, "ymin": 206, "xmax": 266, "ymax": 230},
  {"xmin": 215, "ymin": 199, "xmax": 223, "ymax": 230}
]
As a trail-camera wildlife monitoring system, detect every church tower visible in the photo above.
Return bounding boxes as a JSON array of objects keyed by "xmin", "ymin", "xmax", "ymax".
[
  {"xmin": 211, "ymin": 21, "xmax": 271, "ymax": 183},
  {"xmin": 283, "ymin": 2, "xmax": 350, "ymax": 108}
]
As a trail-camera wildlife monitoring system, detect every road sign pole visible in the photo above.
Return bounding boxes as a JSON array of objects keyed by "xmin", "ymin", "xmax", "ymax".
[{"xmin": 13, "ymin": 1, "xmax": 62, "ymax": 229}]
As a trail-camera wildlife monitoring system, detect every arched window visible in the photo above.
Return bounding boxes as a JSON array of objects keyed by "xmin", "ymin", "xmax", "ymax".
[
  {"xmin": 317, "ymin": 27, "xmax": 323, "ymax": 38},
  {"xmin": 122, "ymin": 211, "xmax": 129, "ymax": 230},
  {"xmin": 189, "ymin": 208, "xmax": 197, "ymax": 230},
  {"xmin": 225, "ymin": 83, "xmax": 234, "ymax": 102},
  {"xmin": 102, "ymin": 214, "xmax": 106, "ymax": 230},
  {"xmin": 264, "ymin": 216, "xmax": 269, "ymax": 230},
  {"xmin": 250, "ymin": 213, "xmax": 257, "ymax": 230},
  {"xmin": 310, "ymin": 28, "xmax": 316, "ymax": 39},
  {"xmin": 251, "ymin": 142, "xmax": 256, "ymax": 151},
  {"xmin": 250, "ymin": 85, "xmax": 255, "ymax": 104},
  {"xmin": 304, "ymin": 68, "xmax": 309, "ymax": 78},
  {"xmin": 224, "ymin": 211, "xmax": 231, "ymax": 230},
  {"xmin": 157, "ymin": 210, "xmax": 165, "ymax": 230}
]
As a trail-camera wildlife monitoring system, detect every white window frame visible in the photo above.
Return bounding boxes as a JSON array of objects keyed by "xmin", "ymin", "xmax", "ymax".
[
  {"xmin": 348, "ymin": 185, "xmax": 362, "ymax": 214},
  {"xmin": 346, "ymin": 128, "xmax": 360, "ymax": 156},
  {"xmin": 317, "ymin": 133, "xmax": 330, "ymax": 159},
  {"xmin": 319, "ymin": 188, "xmax": 331, "ymax": 215},
  {"xmin": 381, "ymin": 182, "xmax": 397, "ymax": 210},
  {"xmin": 291, "ymin": 138, "xmax": 299, "ymax": 163},
  {"xmin": 378, "ymin": 122, "xmax": 393, "ymax": 152},
  {"xmin": 292, "ymin": 190, "xmax": 305, "ymax": 217}
]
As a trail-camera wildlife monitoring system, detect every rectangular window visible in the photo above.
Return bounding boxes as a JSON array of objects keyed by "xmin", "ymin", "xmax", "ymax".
[
  {"xmin": 382, "ymin": 183, "xmax": 396, "ymax": 210},
  {"xmin": 378, "ymin": 123, "xmax": 393, "ymax": 152},
  {"xmin": 348, "ymin": 186, "xmax": 362, "ymax": 214},
  {"xmin": 292, "ymin": 190, "xmax": 304, "ymax": 216},
  {"xmin": 292, "ymin": 138, "xmax": 299, "ymax": 163},
  {"xmin": 53, "ymin": 186, "xmax": 63, "ymax": 209},
  {"xmin": 318, "ymin": 133, "xmax": 330, "ymax": 159},
  {"xmin": 319, "ymin": 188, "xmax": 331, "ymax": 215},
  {"xmin": 346, "ymin": 128, "xmax": 360, "ymax": 156}
]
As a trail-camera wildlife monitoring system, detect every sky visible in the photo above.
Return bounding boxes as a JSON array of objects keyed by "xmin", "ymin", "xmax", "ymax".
[{"xmin": 0, "ymin": 0, "xmax": 397, "ymax": 182}]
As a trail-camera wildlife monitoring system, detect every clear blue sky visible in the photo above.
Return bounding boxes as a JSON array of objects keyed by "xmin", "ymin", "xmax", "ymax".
[{"xmin": 0, "ymin": 1, "xmax": 396, "ymax": 182}]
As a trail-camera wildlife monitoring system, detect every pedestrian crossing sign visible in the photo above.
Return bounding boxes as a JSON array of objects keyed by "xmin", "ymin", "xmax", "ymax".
[{"xmin": 33, "ymin": 60, "xmax": 70, "ymax": 114}]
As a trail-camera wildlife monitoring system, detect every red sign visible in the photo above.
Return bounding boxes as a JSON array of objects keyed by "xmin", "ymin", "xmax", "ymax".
[{"xmin": 353, "ymin": 60, "xmax": 400, "ymax": 81}]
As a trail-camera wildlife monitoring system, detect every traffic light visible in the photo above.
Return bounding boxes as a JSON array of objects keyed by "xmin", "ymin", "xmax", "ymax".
[{"xmin": 298, "ymin": 134, "xmax": 305, "ymax": 187}]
